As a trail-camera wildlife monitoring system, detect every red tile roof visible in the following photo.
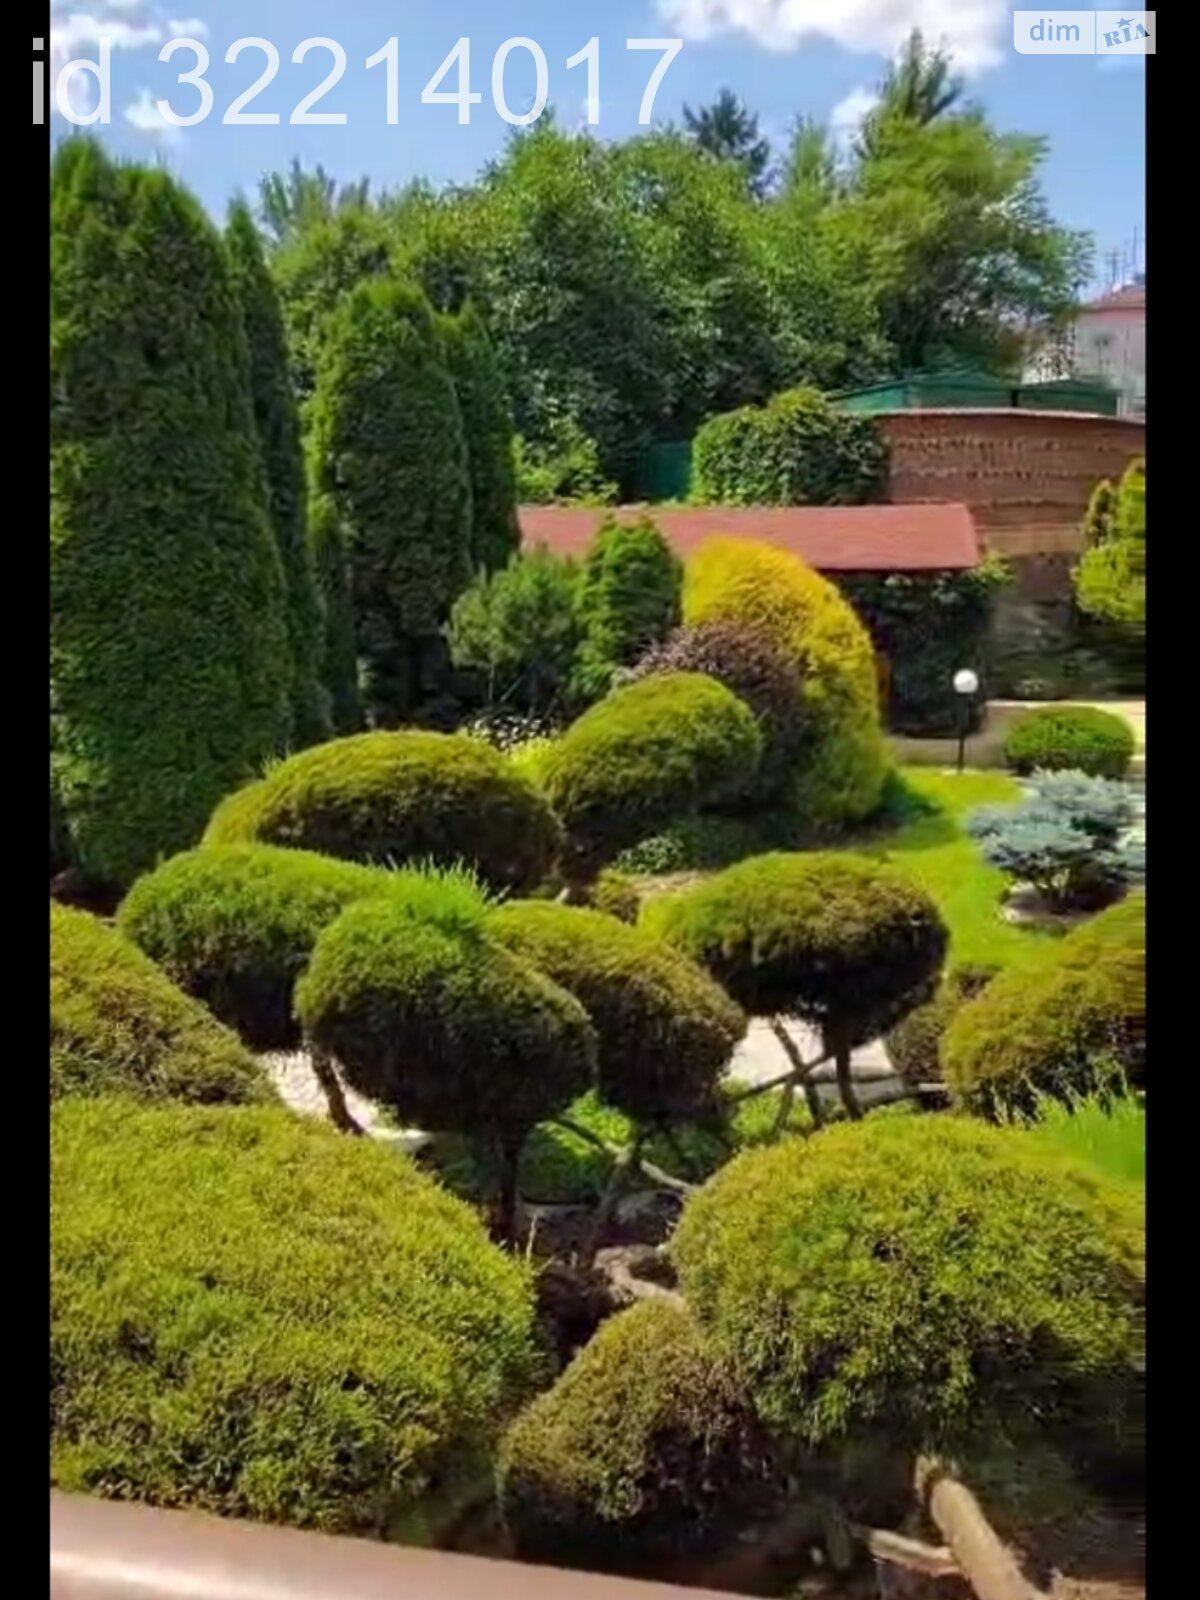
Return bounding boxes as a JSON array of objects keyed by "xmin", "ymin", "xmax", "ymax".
[
  {"xmin": 1082, "ymin": 283, "xmax": 1145, "ymax": 313},
  {"xmin": 519, "ymin": 503, "xmax": 981, "ymax": 573}
]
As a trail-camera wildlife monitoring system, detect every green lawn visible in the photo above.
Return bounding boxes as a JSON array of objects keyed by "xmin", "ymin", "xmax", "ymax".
[
  {"xmin": 846, "ymin": 768, "xmax": 1054, "ymax": 969},
  {"xmin": 629, "ymin": 767, "xmax": 1054, "ymax": 972}
]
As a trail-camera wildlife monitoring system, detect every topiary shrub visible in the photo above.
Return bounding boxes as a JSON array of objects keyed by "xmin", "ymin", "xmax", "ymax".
[
  {"xmin": 672, "ymin": 1115, "xmax": 1144, "ymax": 1454},
  {"xmin": 584, "ymin": 869, "xmax": 640, "ymax": 925},
  {"xmin": 498, "ymin": 1300, "xmax": 782, "ymax": 1574},
  {"xmin": 884, "ymin": 964, "xmax": 999, "ymax": 1086},
  {"xmin": 50, "ymin": 902, "xmax": 269, "ymax": 1106},
  {"xmin": 1004, "ymin": 705, "xmax": 1135, "ymax": 779},
  {"xmin": 51, "ymin": 1098, "xmax": 540, "ymax": 1534},
  {"xmin": 692, "ymin": 386, "xmax": 887, "ymax": 507},
  {"xmin": 684, "ymin": 538, "xmax": 887, "ymax": 825},
  {"xmin": 51, "ymin": 141, "xmax": 292, "ymax": 887},
  {"xmin": 629, "ymin": 619, "xmax": 805, "ymax": 803},
  {"xmin": 203, "ymin": 730, "xmax": 561, "ymax": 893},
  {"xmin": 941, "ymin": 894, "xmax": 1145, "ymax": 1115},
  {"xmin": 118, "ymin": 845, "xmax": 390, "ymax": 1049},
  {"xmin": 645, "ymin": 852, "xmax": 947, "ymax": 1118},
  {"xmin": 537, "ymin": 674, "xmax": 762, "ymax": 881},
  {"xmin": 307, "ymin": 277, "xmax": 472, "ymax": 725},
  {"xmin": 489, "ymin": 901, "xmax": 745, "ymax": 1124},
  {"xmin": 296, "ymin": 886, "xmax": 596, "ymax": 1233},
  {"xmin": 572, "ymin": 516, "xmax": 683, "ymax": 702}
]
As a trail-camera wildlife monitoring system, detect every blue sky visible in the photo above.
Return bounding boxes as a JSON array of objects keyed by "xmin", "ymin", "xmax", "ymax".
[{"xmin": 49, "ymin": 1, "xmax": 1146, "ymax": 287}]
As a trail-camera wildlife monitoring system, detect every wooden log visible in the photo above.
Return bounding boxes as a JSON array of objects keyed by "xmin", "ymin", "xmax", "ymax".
[{"xmin": 917, "ymin": 1459, "xmax": 1047, "ymax": 1600}]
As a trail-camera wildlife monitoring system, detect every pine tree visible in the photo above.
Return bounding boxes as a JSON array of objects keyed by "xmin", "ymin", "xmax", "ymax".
[
  {"xmin": 307, "ymin": 278, "xmax": 472, "ymax": 724},
  {"xmin": 51, "ymin": 141, "xmax": 291, "ymax": 885},
  {"xmin": 437, "ymin": 304, "xmax": 520, "ymax": 575},
  {"xmin": 226, "ymin": 200, "xmax": 329, "ymax": 747}
]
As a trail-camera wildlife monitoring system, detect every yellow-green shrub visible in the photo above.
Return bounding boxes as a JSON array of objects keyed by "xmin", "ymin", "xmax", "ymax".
[
  {"xmin": 498, "ymin": 1301, "xmax": 781, "ymax": 1572},
  {"xmin": 204, "ymin": 730, "xmax": 561, "ymax": 892},
  {"xmin": 941, "ymin": 894, "xmax": 1145, "ymax": 1114},
  {"xmin": 673, "ymin": 1116, "xmax": 1144, "ymax": 1452},
  {"xmin": 683, "ymin": 538, "xmax": 887, "ymax": 824},
  {"xmin": 51, "ymin": 1098, "xmax": 540, "ymax": 1533},
  {"xmin": 50, "ymin": 902, "xmax": 269, "ymax": 1106}
]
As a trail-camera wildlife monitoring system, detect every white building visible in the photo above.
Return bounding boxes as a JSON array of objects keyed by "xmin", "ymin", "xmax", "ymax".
[{"xmin": 1068, "ymin": 282, "xmax": 1146, "ymax": 418}]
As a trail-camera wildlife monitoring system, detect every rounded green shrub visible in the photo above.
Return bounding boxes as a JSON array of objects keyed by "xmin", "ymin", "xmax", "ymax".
[
  {"xmin": 941, "ymin": 895, "xmax": 1145, "ymax": 1114},
  {"xmin": 537, "ymin": 674, "xmax": 762, "ymax": 879},
  {"xmin": 673, "ymin": 1115, "xmax": 1144, "ymax": 1451},
  {"xmin": 118, "ymin": 846, "xmax": 390, "ymax": 1049},
  {"xmin": 51, "ymin": 141, "xmax": 292, "ymax": 886},
  {"xmin": 684, "ymin": 538, "xmax": 887, "ymax": 825},
  {"xmin": 646, "ymin": 853, "xmax": 948, "ymax": 1045},
  {"xmin": 296, "ymin": 894, "xmax": 596, "ymax": 1151},
  {"xmin": 50, "ymin": 902, "xmax": 269, "ymax": 1105},
  {"xmin": 51, "ymin": 1098, "xmax": 540, "ymax": 1533},
  {"xmin": 584, "ymin": 870, "xmax": 640, "ymax": 925},
  {"xmin": 630, "ymin": 618, "xmax": 806, "ymax": 803},
  {"xmin": 498, "ymin": 1300, "xmax": 781, "ymax": 1573},
  {"xmin": 884, "ymin": 964, "xmax": 999, "ymax": 1087},
  {"xmin": 489, "ymin": 901, "xmax": 745, "ymax": 1123},
  {"xmin": 203, "ymin": 731, "xmax": 561, "ymax": 892},
  {"xmin": 1004, "ymin": 706, "xmax": 1135, "ymax": 779}
]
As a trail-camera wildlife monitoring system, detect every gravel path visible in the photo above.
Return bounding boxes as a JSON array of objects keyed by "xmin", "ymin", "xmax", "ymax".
[{"xmin": 265, "ymin": 1021, "xmax": 908, "ymax": 1139}]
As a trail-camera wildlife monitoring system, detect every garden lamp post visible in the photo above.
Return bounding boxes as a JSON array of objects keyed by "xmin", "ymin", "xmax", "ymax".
[{"xmin": 952, "ymin": 669, "xmax": 979, "ymax": 773}]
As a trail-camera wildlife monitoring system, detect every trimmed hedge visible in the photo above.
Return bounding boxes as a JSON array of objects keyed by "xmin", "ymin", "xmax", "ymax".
[
  {"xmin": 537, "ymin": 674, "xmax": 762, "ymax": 879},
  {"xmin": 203, "ymin": 731, "xmax": 561, "ymax": 893},
  {"xmin": 296, "ymin": 893, "xmax": 596, "ymax": 1149},
  {"xmin": 630, "ymin": 619, "xmax": 805, "ymax": 803},
  {"xmin": 884, "ymin": 964, "xmax": 999, "ymax": 1087},
  {"xmin": 499, "ymin": 1301, "xmax": 781, "ymax": 1573},
  {"xmin": 645, "ymin": 852, "xmax": 948, "ymax": 1045},
  {"xmin": 1004, "ymin": 706, "xmax": 1135, "ymax": 780},
  {"xmin": 118, "ymin": 845, "xmax": 389, "ymax": 1049},
  {"xmin": 51, "ymin": 141, "xmax": 292, "ymax": 885},
  {"xmin": 572, "ymin": 516, "xmax": 682, "ymax": 702},
  {"xmin": 941, "ymin": 894, "xmax": 1146, "ymax": 1114},
  {"xmin": 307, "ymin": 277, "xmax": 472, "ymax": 724},
  {"xmin": 684, "ymin": 538, "xmax": 887, "ymax": 825},
  {"xmin": 489, "ymin": 901, "xmax": 746, "ymax": 1123},
  {"xmin": 51, "ymin": 1099, "xmax": 540, "ymax": 1533},
  {"xmin": 673, "ymin": 1115, "xmax": 1144, "ymax": 1451},
  {"xmin": 693, "ymin": 386, "xmax": 887, "ymax": 507},
  {"xmin": 50, "ymin": 902, "xmax": 269, "ymax": 1105}
]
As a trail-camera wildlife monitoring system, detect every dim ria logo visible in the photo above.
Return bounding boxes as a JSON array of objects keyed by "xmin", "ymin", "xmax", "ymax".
[{"xmin": 1013, "ymin": 11, "xmax": 1155, "ymax": 54}]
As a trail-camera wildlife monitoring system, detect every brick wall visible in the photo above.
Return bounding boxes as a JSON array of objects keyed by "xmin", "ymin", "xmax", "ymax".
[{"xmin": 879, "ymin": 409, "xmax": 1145, "ymax": 563}]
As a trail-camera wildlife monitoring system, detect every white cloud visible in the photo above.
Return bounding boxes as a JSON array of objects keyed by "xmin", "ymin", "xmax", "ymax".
[
  {"xmin": 123, "ymin": 84, "xmax": 181, "ymax": 141},
  {"xmin": 829, "ymin": 84, "xmax": 880, "ymax": 151},
  {"xmin": 49, "ymin": 2, "xmax": 206, "ymax": 119},
  {"xmin": 50, "ymin": 10, "xmax": 163, "ymax": 67},
  {"xmin": 657, "ymin": 0, "xmax": 1011, "ymax": 75}
]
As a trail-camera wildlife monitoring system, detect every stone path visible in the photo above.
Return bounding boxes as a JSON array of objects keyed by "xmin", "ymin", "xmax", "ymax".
[{"xmin": 265, "ymin": 1021, "xmax": 909, "ymax": 1139}]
